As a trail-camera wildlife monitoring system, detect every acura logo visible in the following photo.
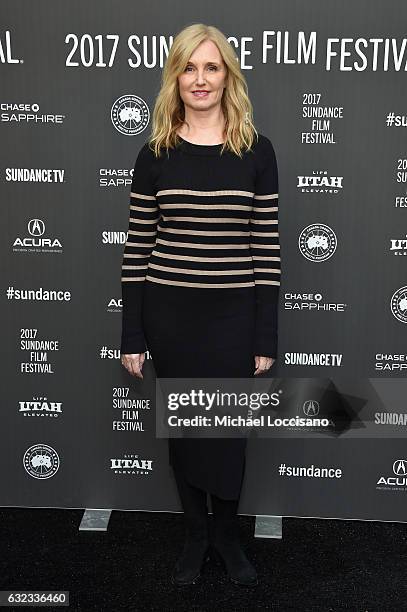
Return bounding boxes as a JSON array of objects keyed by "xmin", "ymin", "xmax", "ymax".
[
  {"xmin": 28, "ymin": 218, "xmax": 45, "ymax": 236},
  {"xmin": 393, "ymin": 459, "xmax": 407, "ymax": 476},
  {"xmin": 303, "ymin": 400, "xmax": 320, "ymax": 417}
]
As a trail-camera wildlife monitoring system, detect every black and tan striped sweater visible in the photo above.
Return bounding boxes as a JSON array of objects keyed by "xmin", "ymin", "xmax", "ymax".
[{"xmin": 120, "ymin": 133, "xmax": 281, "ymax": 358}]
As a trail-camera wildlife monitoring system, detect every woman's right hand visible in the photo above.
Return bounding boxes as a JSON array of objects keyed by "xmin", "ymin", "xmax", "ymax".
[{"xmin": 121, "ymin": 353, "xmax": 145, "ymax": 379}]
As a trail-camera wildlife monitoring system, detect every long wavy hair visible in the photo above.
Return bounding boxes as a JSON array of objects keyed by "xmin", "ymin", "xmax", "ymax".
[{"xmin": 148, "ymin": 23, "xmax": 258, "ymax": 158}]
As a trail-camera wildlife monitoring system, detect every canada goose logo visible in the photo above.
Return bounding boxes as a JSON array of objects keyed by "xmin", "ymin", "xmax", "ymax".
[
  {"xmin": 298, "ymin": 223, "xmax": 337, "ymax": 262},
  {"xmin": 111, "ymin": 94, "xmax": 150, "ymax": 136},
  {"xmin": 23, "ymin": 444, "xmax": 60, "ymax": 479},
  {"xmin": 390, "ymin": 286, "xmax": 407, "ymax": 324}
]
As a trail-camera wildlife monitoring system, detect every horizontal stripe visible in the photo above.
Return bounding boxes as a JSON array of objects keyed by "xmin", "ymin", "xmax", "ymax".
[
  {"xmin": 158, "ymin": 227, "xmax": 248, "ymax": 237},
  {"xmin": 145, "ymin": 276, "xmax": 256, "ymax": 288},
  {"xmin": 128, "ymin": 218, "xmax": 160, "ymax": 225},
  {"xmin": 156, "ymin": 238, "xmax": 250, "ymax": 249},
  {"xmin": 160, "ymin": 216, "xmax": 249, "ymax": 223},
  {"xmin": 250, "ymin": 219, "xmax": 277, "ymax": 225},
  {"xmin": 159, "ymin": 203, "xmax": 252, "ymax": 210},
  {"xmin": 253, "ymin": 193, "xmax": 278, "ymax": 200},
  {"xmin": 130, "ymin": 191, "xmax": 278, "ymax": 200},
  {"xmin": 130, "ymin": 192, "xmax": 156, "ymax": 200},
  {"xmin": 124, "ymin": 241, "xmax": 156, "ymax": 248},
  {"xmin": 151, "ymin": 252, "xmax": 253, "ymax": 262},
  {"xmin": 130, "ymin": 204, "xmax": 159, "ymax": 212},
  {"xmin": 148, "ymin": 263, "xmax": 254, "ymax": 275},
  {"xmin": 252, "ymin": 206, "xmax": 278, "ymax": 212},
  {"xmin": 123, "ymin": 255, "xmax": 150, "ymax": 260},
  {"xmin": 156, "ymin": 189, "xmax": 255, "ymax": 198}
]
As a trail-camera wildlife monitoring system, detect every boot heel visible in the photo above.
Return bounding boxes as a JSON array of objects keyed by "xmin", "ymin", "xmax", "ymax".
[
  {"xmin": 171, "ymin": 542, "xmax": 210, "ymax": 587},
  {"xmin": 211, "ymin": 542, "xmax": 258, "ymax": 587},
  {"xmin": 210, "ymin": 546, "xmax": 226, "ymax": 569}
]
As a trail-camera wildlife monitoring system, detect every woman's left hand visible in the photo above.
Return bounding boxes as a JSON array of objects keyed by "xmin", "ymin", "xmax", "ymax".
[{"xmin": 254, "ymin": 355, "xmax": 274, "ymax": 375}]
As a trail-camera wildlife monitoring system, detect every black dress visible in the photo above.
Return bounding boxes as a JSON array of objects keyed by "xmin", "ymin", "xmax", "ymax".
[{"xmin": 120, "ymin": 134, "xmax": 280, "ymax": 500}]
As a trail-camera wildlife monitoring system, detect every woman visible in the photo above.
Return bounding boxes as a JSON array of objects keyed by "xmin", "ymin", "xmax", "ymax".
[{"xmin": 120, "ymin": 23, "xmax": 280, "ymax": 587}]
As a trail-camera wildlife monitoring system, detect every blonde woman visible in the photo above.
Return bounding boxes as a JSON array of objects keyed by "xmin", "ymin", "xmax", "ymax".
[{"xmin": 120, "ymin": 23, "xmax": 280, "ymax": 587}]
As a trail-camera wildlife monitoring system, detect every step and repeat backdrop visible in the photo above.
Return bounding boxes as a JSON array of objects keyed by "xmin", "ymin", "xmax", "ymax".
[{"xmin": 2, "ymin": 1, "xmax": 407, "ymax": 521}]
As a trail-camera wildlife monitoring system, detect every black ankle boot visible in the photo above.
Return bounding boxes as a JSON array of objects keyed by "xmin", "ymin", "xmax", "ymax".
[
  {"xmin": 171, "ymin": 514, "xmax": 210, "ymax": 586},
  {"xmin": 211, "ymin": 495, "xmax": 258, "ymax": 587},
  {"xmin": 171, "ymin": 468, "xmax": 210, "ymax": 586},
  {"xmin": 212, "ymin": 535, "xmax": 258, "ymax": 587}
]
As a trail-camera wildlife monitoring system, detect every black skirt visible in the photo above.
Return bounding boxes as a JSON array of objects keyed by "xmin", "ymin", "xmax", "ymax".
[{"xmin": 142, "ymin": 279, "xmax": 256, "ymax": 500}]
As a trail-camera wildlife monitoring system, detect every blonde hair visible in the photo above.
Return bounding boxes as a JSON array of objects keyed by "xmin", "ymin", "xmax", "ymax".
[{"xmin": 148, "ymin": 23, "xmax": 258, "ymax": 158}]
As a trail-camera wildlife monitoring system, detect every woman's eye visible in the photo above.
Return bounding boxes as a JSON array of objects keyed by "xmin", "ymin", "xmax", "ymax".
[{"xmin": 184, "ymin": 65, "xmax": 218, "ymax": 72}]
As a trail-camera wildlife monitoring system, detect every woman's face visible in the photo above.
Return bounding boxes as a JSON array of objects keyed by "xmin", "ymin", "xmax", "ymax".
[{"xmin": 178, "ymin": 39, "xmax": 227, "ymax": 113}]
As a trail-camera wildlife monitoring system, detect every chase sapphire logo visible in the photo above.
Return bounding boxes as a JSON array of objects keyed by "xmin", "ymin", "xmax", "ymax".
[{"xmin": 111, "ymin": 95, "xmax": 150, "ymax": 136}]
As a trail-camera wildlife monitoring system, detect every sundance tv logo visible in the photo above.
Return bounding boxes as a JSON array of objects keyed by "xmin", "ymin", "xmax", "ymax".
[
  {"xmin": 102, "ymin": 230, "xmax": 127, "ymax": 245},
  {"xmin": 377, "ymin": 459, "xmax": 407, "ymax": 491},
  {"xmin": 5, "ymin": 166, "xmax": 65, "ymax": 183}
]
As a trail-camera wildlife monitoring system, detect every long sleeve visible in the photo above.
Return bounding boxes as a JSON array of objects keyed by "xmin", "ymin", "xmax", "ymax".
[
  {"xmin": 120, "ymin": 143, "xmax": 159, "ymax": 354},
  {"xmin": 250, "ymin": 136, "xmax": 281, "ymax": 359}
]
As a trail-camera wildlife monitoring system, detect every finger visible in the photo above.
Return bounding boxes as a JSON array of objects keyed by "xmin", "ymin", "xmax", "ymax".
[
  {"xmin": 130, "ymin": 358, "xmax": 143, "ymax": 379},
  {"xmin": 137, "ymin": 354, "xmax": 145, "ymax": 377},
  {"xmin": 122, "ymin": 356, "xmax": 132, "ymax": 374},
  {"xmin": 122, "ymin": 355, "xmax": 139, "ymax": 378}
]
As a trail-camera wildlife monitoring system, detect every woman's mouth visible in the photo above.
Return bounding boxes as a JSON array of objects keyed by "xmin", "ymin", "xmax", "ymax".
[{"xmin": 192, "ymin": 91, "xmax": 209, "ymax": 98}]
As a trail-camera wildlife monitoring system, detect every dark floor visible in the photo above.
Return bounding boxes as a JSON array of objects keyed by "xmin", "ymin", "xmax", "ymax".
[{"xmin": 0, "ymin": 508, "xmax": 406, "ymax": 611}]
